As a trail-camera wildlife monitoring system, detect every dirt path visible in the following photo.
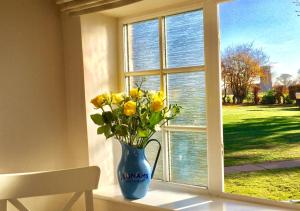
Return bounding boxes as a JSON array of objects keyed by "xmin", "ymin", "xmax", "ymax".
[{"xmin": 224, "ymin": 159, "xmax": 300, "ymax": 174}]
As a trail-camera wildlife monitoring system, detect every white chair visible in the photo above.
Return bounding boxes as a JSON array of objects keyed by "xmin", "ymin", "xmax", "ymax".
[{"xmin": 0, "ymin": 166, "xmax": 100, "ymax": 211}]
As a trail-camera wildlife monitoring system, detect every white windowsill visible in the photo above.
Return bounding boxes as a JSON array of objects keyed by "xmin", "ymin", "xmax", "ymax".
[{"xmin": 93, "ymin": 182, "xmax": 293, "ymax": 211}]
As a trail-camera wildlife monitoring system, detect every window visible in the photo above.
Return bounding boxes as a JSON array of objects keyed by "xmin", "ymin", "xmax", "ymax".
[
  {"xmin": 220, "ymin": 0, "xmax": 300, "ymax": 204},
  {"xmin": 123, "ymin": 10, "xmax": 208, "ymax": 187}
]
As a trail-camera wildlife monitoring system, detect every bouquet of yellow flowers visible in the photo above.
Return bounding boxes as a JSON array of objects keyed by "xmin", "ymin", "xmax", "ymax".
[{"xmin": 90, "ymin": 86, "xmax": 181, "ymax": 148}]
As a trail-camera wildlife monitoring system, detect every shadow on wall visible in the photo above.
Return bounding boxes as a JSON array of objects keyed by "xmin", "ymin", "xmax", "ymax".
[{"xmin": 80, "ymin": 13, "xmax": 119, "ymax": 187}]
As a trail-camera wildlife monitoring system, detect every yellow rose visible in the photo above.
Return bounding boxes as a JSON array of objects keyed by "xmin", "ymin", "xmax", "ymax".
[
  {"xmin": 150, "ymin": 90, "xmax": 164, "ymax": 100},
  {"xmin": 102, "ymin": 93, "xmax": 111, "ymax": 102},
  {"xmin": 130, "ymin": 88, "xmax": 143, "ymax": 98},
  {"xmin": 124, "ymin": 101, "xmax": 136, "ymax": 116},
  {"xmin": 156, "ymin": 91, "xmax": 164, "ymax": 99},
  {"xmin": 151, "ymin": 97, "xmax": 164, "ymax": 112},
  {"xmin": 91, "ymin": 95, "xmax": 105, "ymax": 108},
  {"xmin": 112, "ymin": 93, "xmax": 124, "ymax": 104},
  {"xmin": 148, "ymin": 90, "xmax": 156, "ymax": 98}
]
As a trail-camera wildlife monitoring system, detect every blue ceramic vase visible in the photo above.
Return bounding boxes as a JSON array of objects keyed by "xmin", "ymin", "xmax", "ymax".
[{"xmin": 117, "ymin": 139, "xmax": 161, "ymax": 199}]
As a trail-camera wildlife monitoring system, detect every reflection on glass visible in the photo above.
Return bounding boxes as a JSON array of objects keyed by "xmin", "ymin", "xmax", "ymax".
[
  {"xmin": 129, "ymin": 75, "xmax": 160, "ymax": 91},
  {"xmin": 145, "ymin": 132, "xmax": 163, "ymax": 180},
  {"xmin": 168, "ymin": 71, "xmax": 206, "ymax": 126},
  {"xmin": 170, "ymin": 131, "xmax": 208, "ymax": 186},
  {"xmin": 165, "ymin": 10, "xmax": 204, "ymax": 68},
  {"xmin": 128, "ymin": 19, "xmax": 160, "ymax": 71}
]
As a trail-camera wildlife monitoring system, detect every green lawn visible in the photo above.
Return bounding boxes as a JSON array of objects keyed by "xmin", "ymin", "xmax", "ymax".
[
  {"xmin": 223, "ymin": 105, "xmax": 300, "ymax": 166},
  {"xmin": 223, "ymin": 105, "xmax": 300, "ymax": 202},
  {"xmin": 225, "ymin": 167, "xmax": 300, "ymax": 201}
]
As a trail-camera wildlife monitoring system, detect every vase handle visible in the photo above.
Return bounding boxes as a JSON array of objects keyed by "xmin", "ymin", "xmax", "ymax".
[{"xmin": 145, "ymin": 139, "xmax": 161, "ymax": 179}]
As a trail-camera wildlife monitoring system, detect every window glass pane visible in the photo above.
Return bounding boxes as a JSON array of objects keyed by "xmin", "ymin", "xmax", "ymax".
[
  {"xmin": 170, "ymin": 131, "xmax": 208, "ymax": 186},
  {"xmin": 145, "ymin": 132, "xmax": 163, "ymax": 180},
  {"xmin": 168, "ymin": 71, "xmax": 206, "ymax": 126},
  {"xmin": 129, "ymin": 75, "xmax": 160, "ymax": 91},
  {"xmin": 128, "ymin": 19, "xmax": 160, "ymax": 71},
  {"xmin": 165, "ymin": 10, "xmax": 204, "ymax": 68}
]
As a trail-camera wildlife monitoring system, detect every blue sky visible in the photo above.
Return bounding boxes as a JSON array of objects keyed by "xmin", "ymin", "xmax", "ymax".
[{"xmin": 219, "ymin": 0, "xmax": 300, "ymax": 80}]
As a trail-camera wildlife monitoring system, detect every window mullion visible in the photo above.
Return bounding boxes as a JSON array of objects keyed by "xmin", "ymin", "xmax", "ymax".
[
  {"xmin": 124, "ymin": 66, "xmax": 205, "ymax": 77},
  {"xmin": 159, "ymin": 16, "xmax": 170, "ymax": 182},
  {"xmin": 204, "ymin": 0, "xmax": 224, "ymax": 194},
  {"xmin": 124, "ymin": 69, "xmax": 161, "ymax": 77},
  {"xmin": 159, "ymin": 16, "xmax": 166, "ymax": 90},
  {"xmin": 125, "ymin": 25, "xmax": 130, "ymax": 73},
  {"xmin": 123, "ymin": 25, "xmax": 129, "ymax": 92},
  {"xmin": 162, "ymin": 125, "xmax": 207, "ymax": 132},
  {"xmin": 163, "ymin": 66, "xmax": 205, "ymax": 74},
  {"xmin": 162, "ymin": 128, "xmax": 170, "ymax": 182}
]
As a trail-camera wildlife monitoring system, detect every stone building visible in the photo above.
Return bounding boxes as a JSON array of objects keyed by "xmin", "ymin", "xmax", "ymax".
[{"xmin": 260, "ymin": 66, "xmax": 272, "ymax": 92}]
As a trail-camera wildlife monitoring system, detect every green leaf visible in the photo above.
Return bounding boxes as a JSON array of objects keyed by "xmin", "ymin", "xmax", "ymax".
[
  {"xmin": 104, "ymin": 127, "xmax": 112, "ymax": 138},
  {"xmin": 102, "ymin": 111, "xmax": 114, "ymax": 124},
  {"xmin": 138, "ymin": 129, "xmax": 149, "ymax": 138},
  {"xmin": 111, "ymin": 125, "xmax": 116, "ymax": 133},
  {"xmin": 106, "ymin": 133, "xmax": 114, "ymax": 139},
  {"xmin": 97, "ymin": 125, "xmax": 109, "ymax": 135},
  {"xmin": 91, "ymin": 114, "xmax": 104, "ymax": 125},
  {"xmin": 149, "ymin": 112, "xmax": 163, "ymax": 127},
  {"xmin": 115, "ymin": 125, "xmax": 127, "ymax": 136}
]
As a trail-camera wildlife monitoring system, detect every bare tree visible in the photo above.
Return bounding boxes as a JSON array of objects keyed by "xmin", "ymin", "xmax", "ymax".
[
  {"xmin": 221, "ymin": 43, "xmax": 269, "ymax": 104},
  {"xmin": 293, "ymin": 0, "xmax": 300, "ymax": 16},
  {"xmin": 276, "ymin": 73, "xmax": 294, "ymax": 87}
]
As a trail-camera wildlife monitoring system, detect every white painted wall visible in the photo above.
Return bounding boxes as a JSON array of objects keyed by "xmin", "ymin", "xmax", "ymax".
[
  {"xmin": 0, "ymin": 0, "xmax": 88, "ymax": 210},
  {"xmin": 0, "ymin": 0, "xmax": 68, "ymax": 174},
  {"xmin": 60, "ymin": 14, "xmax": 91, "ymax": 211},
  {"xmin": 80, "ymin": 13, "xmax": 120, "ymax": 188},
  {"xmin": 61, "ymin": 14, "xmax": 90, "ymax": 167}
]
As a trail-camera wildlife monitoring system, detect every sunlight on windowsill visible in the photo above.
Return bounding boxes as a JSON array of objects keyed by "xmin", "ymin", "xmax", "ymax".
[{"xmin": 93, "ymin": 182, "xmax": 288, "ymax": 211}]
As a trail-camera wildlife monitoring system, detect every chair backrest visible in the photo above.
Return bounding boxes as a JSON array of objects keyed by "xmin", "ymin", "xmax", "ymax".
[{"xmin": 0, "ymin": 166, "xmax": 100, "ymax": 211}]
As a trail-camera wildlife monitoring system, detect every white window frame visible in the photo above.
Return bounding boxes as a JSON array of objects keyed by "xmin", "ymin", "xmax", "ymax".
[
  {"xmin": 117, "ymin": 0, "xmax": 223, "ymax": 194},
  {"xmin": 123, "ymin": 10, "xmax": 207, "ymax": 185}
]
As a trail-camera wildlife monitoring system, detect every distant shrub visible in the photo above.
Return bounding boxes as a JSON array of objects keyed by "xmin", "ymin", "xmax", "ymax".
[
  {"xmin": 284, "ymin": 95, "xmax": 294, "ymax": 105},
  {"xmin": 226, "ymin": 96, "xmax": 231, "ymax": 104},
  {"xmin": 252, "ymin": 85, "xmax": 260, "ymax": 104},
  {"xmin": 288, "ymin": 84, "xmax": 300, "ymax": 100},
  {"xmin": 273, "ymin": 85, "xmax": 285, "ymax": 104},
  {"xmin": 245, "ymin": 92, "xmax": 254, "ymax": 103},
  {"xmin": 261, "ymin": 90, "xmax": 276, "ymax": 104}
]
